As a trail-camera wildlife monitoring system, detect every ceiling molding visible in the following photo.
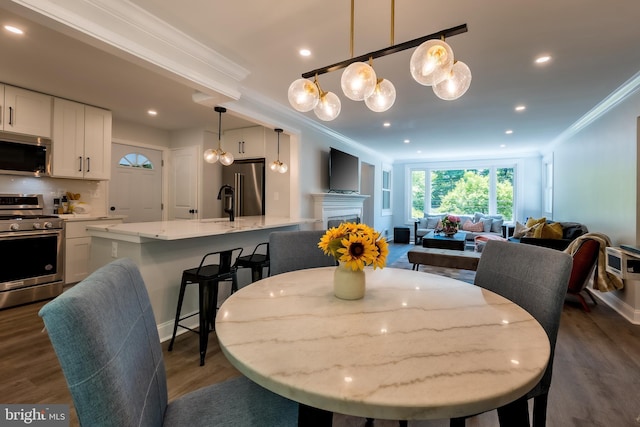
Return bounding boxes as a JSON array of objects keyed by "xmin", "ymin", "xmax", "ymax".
[
  {"xmin": 550, "ymin": 70, "xmax": 640, "ymax": 148},
  {"xmin": 12, "ymin": 0, "xmax": 249, "ymax": 100}
]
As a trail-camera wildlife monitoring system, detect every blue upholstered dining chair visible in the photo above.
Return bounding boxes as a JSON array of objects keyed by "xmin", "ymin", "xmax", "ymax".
[
  {"xmin": 39, "ymin": 258, "xmax": 298, "ymax": 427},
  {"xmin": 450, "ymin": 240, "xmax": 573, "ymax": 427},
  {"xmin": 269, "ymin": 230, "xmax": 337, "ymax": 275}
]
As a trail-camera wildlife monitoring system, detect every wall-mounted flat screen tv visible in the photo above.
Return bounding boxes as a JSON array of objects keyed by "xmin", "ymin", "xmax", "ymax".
[{"xmin": 329, "ymin": 147, "xmax": 360, "ymax": 193}]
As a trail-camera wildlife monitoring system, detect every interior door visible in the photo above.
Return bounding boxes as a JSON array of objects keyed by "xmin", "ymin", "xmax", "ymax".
[
  {"xmin": 169, "ymin": 146, "xmax": 198, "ymax": 219},
  {"xmin": 109, "ymin": 143, "xmax": 163, "ymax": 222}
]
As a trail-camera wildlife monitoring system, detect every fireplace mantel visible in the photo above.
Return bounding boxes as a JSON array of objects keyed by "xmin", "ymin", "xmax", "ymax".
[{"xmin": 310, "ymin": 193, "xmax": 370, "ymax": 229}]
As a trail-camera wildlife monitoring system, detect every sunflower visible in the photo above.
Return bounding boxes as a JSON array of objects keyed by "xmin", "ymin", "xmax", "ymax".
[
  {"xmin": 372, "ymin": 237, "xmax": 389, "ymax": 269},
  {"xmin": 336, "ymin": 232, "xmax": 377, "ymax": 271},
  {"xmin": 318, "ymin": 222, "xmax": 388, "ymax": 271}
]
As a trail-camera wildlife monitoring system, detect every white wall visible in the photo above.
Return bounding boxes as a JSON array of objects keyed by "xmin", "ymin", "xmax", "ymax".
[{"xmin": 547, "ymin": 88, "xmax": 640, "ymax": 322}]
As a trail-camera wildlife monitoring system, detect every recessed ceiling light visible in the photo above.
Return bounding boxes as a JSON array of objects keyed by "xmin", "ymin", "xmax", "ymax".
[
  {"xmin": 505, "ymin": 130, "xmax": 513, "ymax": 135},
  {"xmin": 383, "ymin": 122, "xmax": 391, "ymax": 127},
  {"xmin": 515, "ymin": 105, "xmax": 526, "ymax": 112},
  {"xmin": 147, "ymin": 110, "xmax": 158, "ymax": 116},
  {"xmin": 416, "ymin": 150, "xmax": 422, "ymax": 154},
  {"xmin": 500, "ymin": 144, "xmax": 506, "ymax": 148},
  {"xmin": 4, "ymin": 25, "xmax": 24, "ymax": 35},
  {"xmin": 535, "ymin": 55, "xmax": 551, "ymax": 64},
  {"xmin": 403, "ymin": 139, "xmax": 410, "ymax": 144},
  {"xmin": 299, "ymin": 49, "xmax": 311, "ymax": 57}
]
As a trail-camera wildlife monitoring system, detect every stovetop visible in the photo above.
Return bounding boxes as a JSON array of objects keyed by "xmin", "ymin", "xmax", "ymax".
[{"xmin": 0, "ymin": 194, "xmax": 63, "ymax": 232}]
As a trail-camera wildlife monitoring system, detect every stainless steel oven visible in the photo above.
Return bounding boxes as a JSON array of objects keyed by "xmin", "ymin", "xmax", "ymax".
[{"xmin": 0, "ymin": 194, "xmax": 63, "ymax": 309}]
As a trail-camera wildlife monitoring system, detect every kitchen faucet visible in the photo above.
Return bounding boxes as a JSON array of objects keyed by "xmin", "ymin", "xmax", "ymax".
[{"xmin": 217, "ymin": 185, "xmax": 235, "ymax": 221}]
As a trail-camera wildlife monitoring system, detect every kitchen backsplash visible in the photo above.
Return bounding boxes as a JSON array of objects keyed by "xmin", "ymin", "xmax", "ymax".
[{"xmin": 0, "ymin": 175, "xmax": 108, "ymax": 216}]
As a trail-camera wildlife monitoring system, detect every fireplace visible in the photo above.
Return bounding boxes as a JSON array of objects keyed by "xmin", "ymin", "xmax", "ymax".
[
  {"xmin": 327, "ymin": 215, "xmax": 360, "ymax": 229},
  {"xmin": 311, "ymin": 193, "xmax": 369, "ymax": 229}
]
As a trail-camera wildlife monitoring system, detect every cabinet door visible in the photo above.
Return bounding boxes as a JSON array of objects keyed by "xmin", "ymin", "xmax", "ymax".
[
  {"xmin": 52, "ymin": 98, "xmax": 85, "ymax": 178},
  {"xmin": 65, "ymin": 236, "xmax": 92, "ymax": 284},
  {"xmin": 224, "ymin": 126, "xmax": 265, "ymax": 159},
  {"xmin": 240, "ymin": 126, "xmax": 265, "ymax": 158},
  {"xmin": 84, "ymin": 106, "xmax": 112, "ymax": 180},
  {"xmin": 0, "ymin": 85, "xmax": 4, "ymax": 129},
  {"xmin": 3, "ymin": 86, "xmax": 52, "ymax": 137}
]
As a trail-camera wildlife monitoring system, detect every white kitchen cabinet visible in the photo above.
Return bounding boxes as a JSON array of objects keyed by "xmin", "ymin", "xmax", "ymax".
[
  {"xmin": 0, "ymin": 85, "xmax": 52, "ymax": 137},
  {"xmin": 224, "ymin": 126, "xmax": 265, "ymax": 159},
  {"xmin": 52, "ymin": 98, "xmax": 112, "ymax": 180},
  {"xmin": 64, "ymin": 218, "xmax": 123, "ymax": 284}
]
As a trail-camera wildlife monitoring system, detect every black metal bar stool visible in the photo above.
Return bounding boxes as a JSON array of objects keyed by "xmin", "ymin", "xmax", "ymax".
[
  {"xmin": 168, "ymin": 247, "xmax": 243, "ymax": 366},
  {"xmin": 236, "ymin": 242, "xmax": 270, "ymax": 283}
]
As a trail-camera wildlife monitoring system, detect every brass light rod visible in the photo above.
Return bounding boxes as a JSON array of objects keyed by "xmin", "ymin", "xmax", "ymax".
[{"xmin": 301, "ymin": 23, "xmax": 468, "ymax": 79}]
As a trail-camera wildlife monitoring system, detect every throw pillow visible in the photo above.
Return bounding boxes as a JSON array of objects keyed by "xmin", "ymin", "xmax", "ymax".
[
  {"xmin": 426, "ymin": 215, "xmax": 441, "ymax": 229},
  {"xmin": 526, "ymin": 217, "xmax": 546, "ymax": 228},
  {"xmin": 490, "ymin": 219, "xmax": 504, "ymax": 234},
  {"xmin": 480, "ymin": 218, "xmax": 492, "ymax": 232},
  {"xmin": 462, "ymin": 219, "xmax": 484, "ymax": 232},
  {"xmin": 419, "ymin": 218, "xmax": 428, "ymax": 229},
  {"xmin": 533, "ymin": 222, "xmax": 564, "ymax": 239},
  {"xmin": 513, "ymin": 221, "xmax": 529, "ymax": 238}
]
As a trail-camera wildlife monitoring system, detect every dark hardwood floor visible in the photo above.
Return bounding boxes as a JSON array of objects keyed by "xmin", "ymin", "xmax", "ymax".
[{"xmin": 1, "ymin": 243, "xmax": 639, "ymax": 426}]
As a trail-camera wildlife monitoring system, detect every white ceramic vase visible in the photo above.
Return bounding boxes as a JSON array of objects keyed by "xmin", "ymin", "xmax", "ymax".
[{"xmin": 333, "ymin": 262, "xmax": 366, "ymax": 300}]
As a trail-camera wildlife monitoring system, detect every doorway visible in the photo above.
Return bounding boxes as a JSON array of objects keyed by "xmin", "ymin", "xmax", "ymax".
[{"xmin": 109, "ymin": 143, "xmax": 163, "ymax": 222}]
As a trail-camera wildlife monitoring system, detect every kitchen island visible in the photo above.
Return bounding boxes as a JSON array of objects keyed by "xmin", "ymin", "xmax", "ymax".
[{"xmin": 86, "ymin": 216, "xmax": 319, "ymax": 340}]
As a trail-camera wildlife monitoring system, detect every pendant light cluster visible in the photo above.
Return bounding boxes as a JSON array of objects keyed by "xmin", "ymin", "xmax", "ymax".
[
  {"xmin": 203, "ymin": 106, "xmax": 234, "ymax": 166},
  {"xmin": 288, "ymin": 1, "xmax": 470, "ymax": 121},
  {"xmin": 270, "ymin": 128, "xmax": 288, "ymax": 173}
]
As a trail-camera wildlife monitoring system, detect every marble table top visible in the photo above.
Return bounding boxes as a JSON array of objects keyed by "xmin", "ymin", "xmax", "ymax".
[{"xmin": 215, "ymin": 267, "xmax": 549, "ymax": 421}]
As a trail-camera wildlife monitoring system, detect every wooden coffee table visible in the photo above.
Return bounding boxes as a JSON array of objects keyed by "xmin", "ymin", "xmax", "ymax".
[{"xmin": 422, "ymin": 231, "xmax": 466, "ymax": 251}]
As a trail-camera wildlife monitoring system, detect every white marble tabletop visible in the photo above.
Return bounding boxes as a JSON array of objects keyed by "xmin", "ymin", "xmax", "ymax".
[
  {"xmin": 215, "ymin": 267, "xmax": 550, "ymax": 421},
  {"xmin": 84, "ymin": 216, "xmax": 319, "ymax": 242}
]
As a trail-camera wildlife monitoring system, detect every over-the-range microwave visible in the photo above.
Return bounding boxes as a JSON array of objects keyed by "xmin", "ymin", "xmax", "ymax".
[
  {"xmin": 605, "ymin": 246, "xmax": 640, "ymax": 280},
  {"xmin": 0, "ymin": 132, "xmax": 51, "ymax": 177}
]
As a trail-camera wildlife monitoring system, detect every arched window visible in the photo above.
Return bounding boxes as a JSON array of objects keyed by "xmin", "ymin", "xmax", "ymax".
[{"xmin": 118, "ymin": 153, "xmax": 154, "ymax": 169}]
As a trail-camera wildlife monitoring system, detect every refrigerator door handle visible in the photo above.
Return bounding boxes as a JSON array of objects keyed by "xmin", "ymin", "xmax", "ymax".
[{"xmin": 234, "ymin": 172, "xmax": 243, "ymax": 217}]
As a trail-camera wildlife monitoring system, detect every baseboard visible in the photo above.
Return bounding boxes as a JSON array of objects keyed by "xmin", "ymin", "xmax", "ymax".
[
  {"xmin": 590, "ymin": 290, "xmax": 640, "ymax": 325},
  {"xmin": 157, "ymin": 310, "xmax": 199, "ymax": 343}
]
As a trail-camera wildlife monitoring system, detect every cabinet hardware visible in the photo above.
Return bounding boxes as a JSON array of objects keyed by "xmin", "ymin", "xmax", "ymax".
[
  {"xmin": 78, "ymin": 156, "xmax": 83, "ymax": 172},
  {"xmin": 8, "ymin": 106, "xmax": 13, "ymax": 125},
  {"xmin": 86, "ymin": 157, "xmax": 91, "ymax": 172}
]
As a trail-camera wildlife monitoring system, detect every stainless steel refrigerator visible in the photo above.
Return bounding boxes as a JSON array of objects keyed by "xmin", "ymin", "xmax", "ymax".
[{"xmin": 221, "ymin": 159, "xmax": 265, "ymax": 217}]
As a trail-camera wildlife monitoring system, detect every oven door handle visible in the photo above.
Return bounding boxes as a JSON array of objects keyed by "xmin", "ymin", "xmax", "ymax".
[{"xmin": 2, "ymin": 229, "xmax": 62, "ymax": 239}]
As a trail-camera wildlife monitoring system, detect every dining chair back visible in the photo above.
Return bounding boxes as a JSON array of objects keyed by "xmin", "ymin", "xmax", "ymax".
[
  {"xmin": 269, "ymin": 230, "xmax": 337, "ymax": 275},
  {"xmin": 39, "ymin": 258, "xmax": 298, "ymax": 427},
  {"xmin": 458, "ymin": 240, "xmax": 572, "ymax": 427}
]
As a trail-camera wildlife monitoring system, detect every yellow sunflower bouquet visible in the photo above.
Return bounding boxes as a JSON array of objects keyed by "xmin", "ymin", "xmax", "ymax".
[{"xmin": 318, "ymin": 222, "xmax": 389, "ymax": 271}]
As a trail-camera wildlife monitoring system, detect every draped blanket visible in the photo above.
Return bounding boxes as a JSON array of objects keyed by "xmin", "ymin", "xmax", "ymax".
[{"xmin": 564, "ymin": 232, "xmax": 624, "ymax": 292}]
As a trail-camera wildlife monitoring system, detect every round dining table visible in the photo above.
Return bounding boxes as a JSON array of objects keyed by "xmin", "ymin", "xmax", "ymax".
[{"xmin": 215, "ymin": 267, "xmax": 549, "ymax": 423}]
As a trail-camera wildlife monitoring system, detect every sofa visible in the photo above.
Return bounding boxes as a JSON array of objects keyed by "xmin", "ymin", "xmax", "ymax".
[
  {"xmin": 414, "ymin": 212, "xmax": 505, "ymax": 245},
  {"xmin": 509, "ymin": 219, "xmax": 588, "ymax": 251}
]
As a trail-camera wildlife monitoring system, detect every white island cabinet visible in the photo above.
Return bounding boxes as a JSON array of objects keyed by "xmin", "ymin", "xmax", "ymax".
[{"xmin": 86, "ymin": 216, "xmax": 319, "ymax": 340}]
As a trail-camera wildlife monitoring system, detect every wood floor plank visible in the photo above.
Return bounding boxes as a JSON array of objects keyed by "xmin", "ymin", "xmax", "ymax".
[{"xmin": 1, "ymin": 243, "xmax": 638, "ymax": 427}]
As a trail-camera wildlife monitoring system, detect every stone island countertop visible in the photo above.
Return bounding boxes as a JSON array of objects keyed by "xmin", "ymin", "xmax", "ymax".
[{"xmin": 86, "ymin": 216, "xmax": 320, "ymax": 243}]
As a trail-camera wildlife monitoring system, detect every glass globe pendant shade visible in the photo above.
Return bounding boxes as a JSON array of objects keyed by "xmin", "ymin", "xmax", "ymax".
[
  {"xmin": 340, "ymin": 62, "xmax": 377, "ymax": 101},
  {"xmin": 288, "ymin": 78, "xmax": 320, "ymax": 112},
  {"xmin": 270, "ymin": 161, "xmax": 279, "ymax": 171},
  {"xmin": 364, "ymin": 78, "xmax": 396, "ymax": 112},
  {"xmin": 203, "ymin": 148, "xmax": 219, "ymax": 164},
  {"xmin": 314, "ymin": 91, "xmax": 341, "ymax": 121},
  {"xmin": 278, "ymin": 162, "xmax": 288, "ymax": 173},
  {"xmin": 410, "ymin": 39, "xmax": 454, "ymax": 86},
  {"xmin": 219, "ymin": 151, "xmax": 234, "ymax": 166},
  {"xmin": 433, "ymin": 61, "xmax": 472, "ymax": 101}
]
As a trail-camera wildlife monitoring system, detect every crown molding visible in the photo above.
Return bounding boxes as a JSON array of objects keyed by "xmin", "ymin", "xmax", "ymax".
[{"xmin": 13, "ymin": 0, "xmax": 249, "ymax": 100}]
